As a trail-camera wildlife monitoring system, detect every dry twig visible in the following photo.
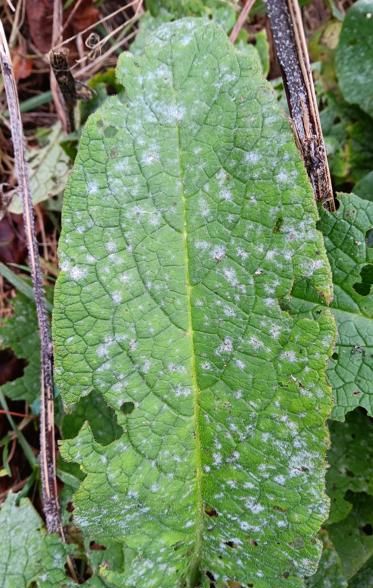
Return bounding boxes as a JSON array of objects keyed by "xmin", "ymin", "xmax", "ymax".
[
  {"xmin": 0, "ymin": 19, "xmax": 61, "ymax": 534},
  {"xmin": 266, "ymin": 0, "xmax": 335, "ymax": 211},
  {"xmin": 229, "ymin": 0, "xmax": 256, "ymax": 44}
]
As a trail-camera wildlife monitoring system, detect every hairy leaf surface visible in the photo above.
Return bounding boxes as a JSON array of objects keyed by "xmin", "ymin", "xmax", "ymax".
[
  {"xmin": 336, "ymin": 0, "xmax": 373, "ymax": 118},
  {"xmin": 291, "ymin": 193, "xmax": 373, "ymax": 420},
  {"xmin": 53, "ymin": 19, "xmax": 335, "ymax": 587}
]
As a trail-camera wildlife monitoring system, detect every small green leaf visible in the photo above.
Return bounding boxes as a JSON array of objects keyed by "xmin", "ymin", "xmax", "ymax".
[
  {"xmin": 291, "ymin": 193, "xmax": 373, "ymax": 420},
  {"xmin": 0, "ymin": 294, "xmax": 40, "ymax": 405},
  {"xmin": 355, "ymin": 171, "xmax": 373, "ymax": 202},
  {"xmin": 0, "ymin": 493, "xmax": 73, "ymax": 588},
  {"xmin": 8, "ymin": 123, "xmax": 70, "ymax": 215},
  {"xmin": 326, "ymin": 410, "xmax": 373, "ymax": 524},
  {"xmin": 336, "ymin": 0, "xmax": 373, "ymax": 118},
  {"xmin": 328, "ymin": 493, "xmax": 373, "ymax": 581},
  {"xmin": 54, "ymin": 19, "xmax": 335, "ymax": 587}
]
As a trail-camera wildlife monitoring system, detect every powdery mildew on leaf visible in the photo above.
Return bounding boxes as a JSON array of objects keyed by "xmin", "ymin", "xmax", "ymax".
[
  {"xmin": 53, "ymin": 19, "xmax": 335, "ymax": 587},
  {"xmin": 291, "ymin": 193, "xmax": 373, "ymax": 420}
]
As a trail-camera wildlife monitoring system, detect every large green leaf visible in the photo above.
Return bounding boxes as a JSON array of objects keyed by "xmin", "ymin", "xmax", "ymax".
[
  {"xmin": 53, "ymin": 19, "xmax": 335, "ymax": 587},
  {"xmin": 291, "ymin": 193, "xmax": 373, "ymax": 420},
  {"xmin": 336, "ymin": 0, "xmax": 373, "ymax": 118}
]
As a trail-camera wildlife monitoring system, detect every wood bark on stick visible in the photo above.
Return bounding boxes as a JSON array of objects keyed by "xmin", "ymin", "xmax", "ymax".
[
  {"xmin": 266, "ymin": 0, "xmax": 335, "ymax": 211},
  {"xmin": 0, "ymin": 20, "xmax": 61, "ymax": 536}
]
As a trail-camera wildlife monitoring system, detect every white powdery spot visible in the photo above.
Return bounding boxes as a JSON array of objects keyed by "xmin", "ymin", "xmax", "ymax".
[
  {"xmin": 249, "ymin": 336, "xmax": 264, "ymax": 350},
  {"xmin": 280, "ymin": 350, "xmax": 298, "ymax": 363},
  {"xmin": 112, "ymin": 292, "xmax": 122, "ymax": 304},
  {"xmin": 304, "ymin": 259, "xmax": 325, "ymax": 277},
  {"xmin": 274, "ymin": 475, "xmax": 286, "ymax": 485},
  {"xmin": 175, "ymin": 385, "xmax": 191, "ymax": 398},
  {"xmin": 87, "ymin": 181, "xmax": 98, "ymax": 194},
  {"xmin": 168, "ymin": 363, "xmax": 186, "ymax": 374},
  {"xmin": 269, "ymin": 324, "xmax": 282, "ymax": 340},
  {"xmin": 223, "ymin": 305, "xmax": 236, "ymax": 317},
  {"xmin": 201, "ymin": 361, "xmax": 212, "ymax": 371},
  {"xmin": 70, "ymin": 266, "xmax": 88, "ymax": 281},
  {"xmin": 223, "ymin": 267, "xmax": 239, "ymax": 287},
  {"xmin": 106, "ymin": 241, "xmax": 117, "ymax": 253},
  {"xmin": 164, "ymin": 104, "xmax": 185, "ymax": 122},
  {"xmin": 216, "ymin": 337, "xmax": 233, "ymax": 355},
  {"xmin": 220, "ymin": 188, "xmax": 233, "ymax": 202},
  {"xmin": 276, "ymin": 171, "xmax": 288, "ymax": 183},
  {"xmin": 245, "ymin": 151, "xmax": 262, "ymax": 164},
  {"xmin": 129, "ymin": 339, "xmax": 137, "ymax": 351},
  {"xmin": 142, "ymin": 359, "xmax": 151, "ymax": 373},
  {"xmin": 212, "ymin": 245, "xmax": 226, "ymax": 261},
  {"xmin": 236, "ymin": 247, "xmax": 248, "ymax": 260},
  {"xmin": 235, "ymin": 359, "xmax": 245, "ymax": 370}
]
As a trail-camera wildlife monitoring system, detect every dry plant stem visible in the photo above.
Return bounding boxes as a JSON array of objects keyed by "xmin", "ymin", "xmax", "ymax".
[
  {"xmin": 229, "ymin": 0, "xmax": 256, "ymax": 43},
  {"xmin": 53, "ymin": 0, "xmax": 141, "ymax": 50},
  {"xmin": 51, "ymin": 0, "xmax": 69, "ymax": 132},
  {"xmin": 266, "ymin": 0, "xmax": 335, "ymax": 211},
  {"xmin": 0, "ymin": 21, "xmax": 61, "ymax": 535}
]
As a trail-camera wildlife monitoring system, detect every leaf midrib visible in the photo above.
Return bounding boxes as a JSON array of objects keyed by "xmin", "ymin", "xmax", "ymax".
[{"xmin": 170, "ymin": 56, "xmax": 204, "ymax": 585}]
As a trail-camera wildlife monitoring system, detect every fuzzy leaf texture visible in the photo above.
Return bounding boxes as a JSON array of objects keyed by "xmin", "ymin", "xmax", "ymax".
[
  {"xmin": 291, "ymin": 193, "xmax": 373, "ymax": 420},
  {"xmin": 53, "ymin": 20, "xmax": 335, "ymax": 587}
]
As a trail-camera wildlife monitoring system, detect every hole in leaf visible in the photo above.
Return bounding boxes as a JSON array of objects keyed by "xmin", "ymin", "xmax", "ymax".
[
  {"xmin": 250, "ymin": 539, "xmax": 258, "ymax": 546},
  {"xmin": 89, "ymin": 541, "xmax": 106, "ymax": 551},
  {"xmin": 283, "ymin": 571, "xmax": 290, "ymax": 579},
  {"xmin": 103, "ymin": 125, "xmax": 117, "ymax": 138},
  {"xmin": 121, "ymin": 401, "xmax": 135, "ymax": 414},
  {"xmin": 225, "ymin": 540, "xmax": 237, "ymax": 548},
  {"xmin": 206, "ymin": 571, "xmax": 216, "ymax": 588},
  {"xmin": 353, "ymin": 264, "xmax": 373, "ymax": 296},
  {"xmin": 361, "ymin": 523, "xmax": 373, "ymax": 536},
  {"xmin": 272, "ymin": 216, "xmax": 283, "ymax": 232},
  {"xmin": 331, "ymin": 352, "xmax": 339, "ymax": 360},
  {"xmin": 205, "ymin": 505, "xmax": 219, "ymax": 517},
  {"xmin": 366, "ymin": 228, "xmax": 373, "ymax": 247}
]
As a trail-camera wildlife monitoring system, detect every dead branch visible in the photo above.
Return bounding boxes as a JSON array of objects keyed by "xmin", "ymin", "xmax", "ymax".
[
  {"xmin": 266, "ymin": 0, "xmax": 335, "ymax": 211},
  {"xmin": 230, "ymin": 0, "xmax": 256, "ymax": 44},
  {"xmin": 0, "ymin": 20, "xmax": 61, "ymax": 535}
]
